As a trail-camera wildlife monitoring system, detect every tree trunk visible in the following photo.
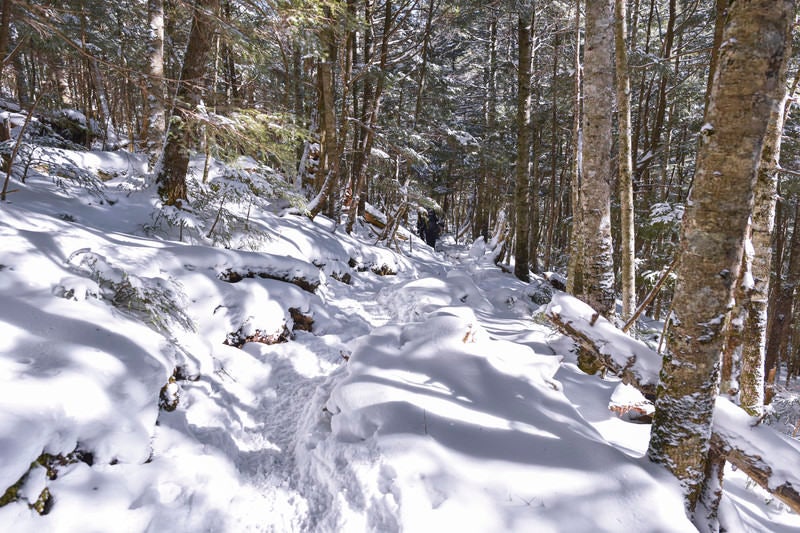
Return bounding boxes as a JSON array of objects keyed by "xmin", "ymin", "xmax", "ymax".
[
  {"xmin": 513, "ymin": 5, "xmax": 534, "ymax": 282},
  {"xmin": 413, "ymin": 0, "xmax": 436, "ymax": 129},
  {"xmin": 647, "ymin": 0, "xmax": 676, "ymax": 173},
  {"xmin": 705, "ymin": 0, "xmax": 730, "ymax": 115},
  {"xmin": 547, "ymin": 292, "xmax": 800, "ymax": 517},
  {"xmin": 765, "ymin": 202, "xmax": 800, "ymax": 396},
  {"xmin": 737, "ymin": 73, "xmax": 796, "ymax": 414},
  {"xmin": 566, "ymin": 0, "xmax": 583, "ymax": 295},
  {"xmin": 346, "ymin": 0, "xmax": 392, "ymax": 234},
  {"xmin": 577, "ymin": 0, "xmax": 615, "ymax": 316},
  {"xmin": 155, "ymin": 0, "xmax": 220, "ymax": 206},
  {"xmin": 12, "ymin": 43, "xmax": 28, "ymax": 105},
  {"xmin": 544, "ymin": 32, "xmax": 560, "ymax": 272},
  {"xmin": 615, "ymin": 0, "xmax": 635, "ymax": 321},
  {"xmin": 646, "ymin": 1, "xmax": 793, "ymax": 527},
  {"xmin": 146, "ymin": 0, "xmax": 166, "ymax": 158},
  {"xmin": 307, "ymin": 5, "xmax": 340, "ymax": 219},
  {"xmin": 0, "ymin": 0, "xmax": 12, "ymax": 79},
  {"xmin": 477, "ymin": 10, "xmax": 499, "ymax": 242}
]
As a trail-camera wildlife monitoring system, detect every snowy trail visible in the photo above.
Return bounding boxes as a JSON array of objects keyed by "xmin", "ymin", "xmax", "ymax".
[
  {"xmin": 2, "ymin": 166, "xmax": 797, "ymax": 533},
  {"xmin": 156, "ymin": 274, "xmax": 404, "ymax": 531}
]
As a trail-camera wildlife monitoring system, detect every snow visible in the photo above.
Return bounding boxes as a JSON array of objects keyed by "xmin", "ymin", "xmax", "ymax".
[
  {"xmin": 0, "ymin": 147, "xmax": 798, "ymax": 532},
  {"xmin": 546, "ymin": 292, "xmax": 662, "ymax": 388},
  {"xmin": 714, "ymin": 397, "xmax": 800, "ymax": 490}
]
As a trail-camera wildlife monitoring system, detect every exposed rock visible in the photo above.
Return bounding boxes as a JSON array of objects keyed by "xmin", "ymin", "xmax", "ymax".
[{"xmin": 1, "ymin": 448, "xmax": 93, "ymax": 515}]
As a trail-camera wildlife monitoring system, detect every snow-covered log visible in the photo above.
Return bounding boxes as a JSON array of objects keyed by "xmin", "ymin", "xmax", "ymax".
[
  {"xmin": 712, "ymin": 398, "xmax": 800, "ymax": 514},
  {"xmin": 547, "ymin": 291, "xmax": 800, "ymax": 512},
  {"xmin": 546, "ymin": 293, "xmax": 661, "ymax": 398}
]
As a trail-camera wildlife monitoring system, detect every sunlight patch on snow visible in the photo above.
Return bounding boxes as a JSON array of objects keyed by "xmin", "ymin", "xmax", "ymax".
[{"xmin": 1, "ymin": 145, "xmax": 797, "ymax": 533}]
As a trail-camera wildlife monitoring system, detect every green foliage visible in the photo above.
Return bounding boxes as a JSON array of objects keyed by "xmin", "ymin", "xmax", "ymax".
[
  {"xmin": 149, "ymin": 154, "xmax": 309, "ymax": 249},
  {"xmin": 209, "ymin": 109, "xmax": 307, "ymax": 173}
]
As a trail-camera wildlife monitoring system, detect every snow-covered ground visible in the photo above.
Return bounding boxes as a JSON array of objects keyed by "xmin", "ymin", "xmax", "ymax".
[{"xmin": 0, "ymin": 148, "xmax": 798, "ymax": 532}]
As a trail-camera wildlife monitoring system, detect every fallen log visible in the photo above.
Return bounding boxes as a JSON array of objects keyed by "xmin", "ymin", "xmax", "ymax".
[
  {"xmin": 546, "ymin": 291, "xmax": 800, "ymax": 514},
  {"xmin": 219, "ymin": 266, "xmax": 319, "ymax": 293},
  {"xmin": 712, "ymin": 398, "xmax": 800, "ymax": 514},
  {"xmin": 546, "ymin": 293, "xmax": 660, "ymax": 399}
]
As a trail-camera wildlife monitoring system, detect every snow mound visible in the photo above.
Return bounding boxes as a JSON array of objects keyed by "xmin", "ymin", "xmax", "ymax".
[{"xmin": 299, "ymin": 306, "xmax": 693, "ymax": 532}]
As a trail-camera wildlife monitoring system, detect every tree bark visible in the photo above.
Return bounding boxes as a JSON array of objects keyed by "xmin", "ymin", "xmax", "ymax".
[
  {"xmin": 345, "ymin": 0, "xmax": 392, "ymax": 234},
  {"xmin": 543, "ymin": 32, "xmax": 561, "ymax": 273},
  {"xmin": 308, "ymin": 5, "xmax": 340, "ymax": 219},
  {"xmin": 737, "ymin": 74, "xmax": 795, "ymax": 414},
  {"xmin": 475, "ymin": 10, "xmax": 500, "ymax": 242},
  {"xmin": 155, "ymin": 0, "xmax": 220, "ymax": 206},
  {"xmin": 577, "ymin": 0, "xmax": 615, "ymax": 316},
  {"xmin": 646, "ymin": 1, "xmax": 793, "ymax": 526},
  {"xmin": 615, "ymin": 0, "xmax": 635, "ymax": 321},
  {"xmin": 705, "ymin": 0, "xmax": 730, "ymax": 116},
  {"xmin": 765, "ymin": 202, "xmax": 800, "ymax": 396},
  {"xmin": 566, "ymin": 0, "xmax": 583, "ymax": 296},
  {"xmin": 548, "ymin": 291, "xmax": 800, "ymax": 518},
  {"xmin": 513, "ymin": 5, "xmax": 534, "ymax": 282},
  {"xmin": 0, "ymin": 0, "xmax": 12, "ymax": 79},
  {"xmin": 146, "ymin": 0, "xmax": 166, "ymax": 158},
  {"xmin": 413, "ymin": 0, "xmax": 436, "ymax": 129}
]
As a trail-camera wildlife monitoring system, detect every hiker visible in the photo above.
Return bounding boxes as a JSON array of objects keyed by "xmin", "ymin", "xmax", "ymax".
[
  {"xmin": 425, "ymin": 209, "xmax": 440, "ymax": 247},
  {"xmin": 416, "ymin": 209, "xmax": 428, "ymax": 240}
]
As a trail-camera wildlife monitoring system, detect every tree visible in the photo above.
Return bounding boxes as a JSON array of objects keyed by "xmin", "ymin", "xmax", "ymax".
[
  {"xmin": 766, "ymin": 200, "xmax": 800, "ymax": 396},
  {"xmin": 155, "ymin": 0, "xmax": 221, "ymax": 206},
  {"xmin": 646, "ymin": 0, "xmax": 793, "ymax": 527},
  {"xmin": 614, "ymin": 0, "xmax": 635, "ymax": 320},
  {"xmin": 345, "ymin": 0, "xmax": 394, "ymax": 233},
  {"xmin": 574, "ymin": 0, "xmax": 615, "ymax": 316},
  {"xmin": 0, "ymin": 0, "xmax": 12, "ymax": 80},
  {"xmin": 307, "ymin": 2, "xmax": 342, "ymax": 219},
  {"xmin": 513, "ymin": 4, "xmax": 535, "ymax": 282},
  {"xmin": 734, "ymin": 72, "xmax": 795, "ymax": 414},
  {"xmin": 145, "ymin": 0, "xmax": 166, "ymax": 158},
  {"xmin": 566, "ymin": 0, "xmax": 583, "ymax": 296}
]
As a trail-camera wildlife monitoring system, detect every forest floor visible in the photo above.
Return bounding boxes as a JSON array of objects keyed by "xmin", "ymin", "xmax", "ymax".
[{"xmin": 0, "ymin": 146, "xmax": 798, "ymax": 532}]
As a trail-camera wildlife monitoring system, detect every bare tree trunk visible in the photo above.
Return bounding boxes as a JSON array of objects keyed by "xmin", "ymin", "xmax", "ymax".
[
  {"xmin": 318, "ymin": 13, "xmax": 338, "ymax": 194},
  {"xmin": 155, "ymin": 0, "xmax": 220, "ymax": 206},
  {"xmin": 544, "ymin": 33, "xmax": 560, "ymax": 272},
  {"xmin": 647, "ymin": 0, "xmax": 676, "ymax": 167},
  {"xmin": 307, "ymin": 5, "xmax": 341, "ymax": 220},
  {"xmin": 0, "ymin": 0, "xmax": 12, "ymax": 80},
  {"xmin": 413, "ymin": 0, "xmax": 435, "ymax": 128},
  {"xmin": 513, "ymin": 5, "xmax": 534, "ymax": 282},
  {"xmin": 577, "ymin": 0, "xmax": 615, "ymax": 316},
  {"xmin": 646, "ymin": 1, "xmax": 793, "ymax": 527},
  {"xmin": 766, "ymin": 202, "xmax": 800, "ymax": 398},
  {"xmin": 477, "ymin": 10, "xmax": 499, "ymax": 242},
  {"xmin": 615, "ymin": 0, "xmax": 635, "ymax": 321},
  {"xmin": 566, "ymin": 0, "xmax": 583, "ymax": 295},
  {"xmin": 12, "ymin": 45, "xmax": 28, "ymax": 105},
  {"xmin": 736, "ymin": 74, "xmax": 796, "ymax": 414},
  {"xmin": 345, "ymin": 0, "xmax": 392, "ymax": 234},
  {"xmin": 705, "ymin": 0, "xmax": 730, "ymax": 115},
  {"xmin": 146, "ymin": 0, "xmax": 166, "ymax": 158}
]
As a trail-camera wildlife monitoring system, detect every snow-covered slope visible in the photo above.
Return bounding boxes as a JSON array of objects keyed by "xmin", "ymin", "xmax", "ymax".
[{"xmin": 0, "ymin": 149, "xmax": 797, "ymax": 532}]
